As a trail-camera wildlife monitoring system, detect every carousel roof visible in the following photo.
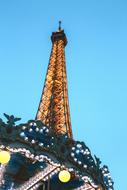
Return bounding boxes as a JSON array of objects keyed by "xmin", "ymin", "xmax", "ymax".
[{"xmin": 0, "ymin": 114, "xmax": 114, "ymax": 190}]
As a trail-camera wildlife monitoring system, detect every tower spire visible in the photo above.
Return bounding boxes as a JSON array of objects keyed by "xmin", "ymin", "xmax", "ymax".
[
  {"xmin": 36, "ymin": 27, "xmax": 73, "ymax": 138},
  {"xmin": 58, "ymin": 21, "xmax": 62, "ymax": 31}
]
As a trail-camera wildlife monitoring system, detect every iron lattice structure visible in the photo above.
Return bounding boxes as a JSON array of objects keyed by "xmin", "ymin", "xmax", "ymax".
[
  {"xmin": 36, "ymin": 29, "xmax": 72, "ymax": 138},
  {"xmin": 0, "ymin": 25, "xmax": 114, "ymax": 190}
]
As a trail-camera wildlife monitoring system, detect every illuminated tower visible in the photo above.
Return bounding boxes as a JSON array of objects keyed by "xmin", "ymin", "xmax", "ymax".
[
  {"xmin": 0, "ymin": 23, "xmax": 114, "ymax": 190},
  {"xmin": 36, "ymin": 22, "xmax": 72, "ymax": 138}
]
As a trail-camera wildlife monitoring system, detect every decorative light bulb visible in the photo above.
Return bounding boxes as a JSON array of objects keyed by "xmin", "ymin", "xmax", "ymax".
[
  {"xmin": 77, "ymin": 144, "xmax": 82, "ymax": 148},
  {"xmin": 29, "ymin": 128, "xmax": 33, "ymax": 132},
  {"xmin": 40, "ymin": 129, "xmax": 43, "ymax": 133},
  {"xmin": 25, "ymin": 137, "xmax": 28, "ymax": 141},
  {"xmin": 72, "ymin": 147, "xmax": 75, "ymax": 150},
  {"xmin": 22, "ymin": 126, "xmax": 26, "ymax": 130},
  {"xmin": 78, "ymin": 161, "xmax": 82, "ymax": 165},
  {"xmin": 58, "ymin": 170, "xmax": 71, "ymax": 183},
  {"xmin": 83, "ymin": 165, "xmax": 87, "ymax": 169},
  {"xmin": 71, "ymin": 153, "xmax": 74, "ymax": 157},
  {"xmin": 20, "ymin": 132, "xmax": 25, "ymax": 137},
  {"xmin": 69, "ymin": 168, "xmax": 74, "ymax": 172},
  {"xmin": 74, "ymin": 158, "xmax": 77, "ymax": 162},
  {"xmin": 76, "ymin": 150, "xmax": 80, "ymax": 154},
  {"xmin": 39, "ymin": 143, "xmax": 44, "ymax": 146},
  {"xmin": 31, "ymin": 140, "xmax": 35, "ymax": 144},
  {"xmin": 0, "ymin": 150, "xmax": 11, "ymax": 164},
  {"xmin": 35, "ymin": 128, "xmax": 39, "ymax": 132},
  {"xmin": 46, "ymin": 129, "xmax": 49, "ymax": 133}
]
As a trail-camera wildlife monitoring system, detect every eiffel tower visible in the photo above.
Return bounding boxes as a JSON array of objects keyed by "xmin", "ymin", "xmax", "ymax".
[
  {"xmin": 0, "ymin": 23, "xmax": 114, "ymax": 190},
  {"xmin": 36, "ymin": 21, "xmax": 72, "ymax": 138}
]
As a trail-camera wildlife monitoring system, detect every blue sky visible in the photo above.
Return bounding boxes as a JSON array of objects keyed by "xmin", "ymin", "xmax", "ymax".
[{"xmin": 0, "ymin": 0, "xmax": 127, "ymax": 189}]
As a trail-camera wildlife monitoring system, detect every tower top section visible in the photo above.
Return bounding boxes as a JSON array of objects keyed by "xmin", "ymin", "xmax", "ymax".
[{"xmin": 51, "ymin": 21, "xmax": 67, "ymax": 46}]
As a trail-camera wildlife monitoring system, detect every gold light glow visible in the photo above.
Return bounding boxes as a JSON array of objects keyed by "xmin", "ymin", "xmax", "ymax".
[
  {"xmin": 58, "ymin": 170, "xmax": 71, "ymax": 183},
  {"xmin": 0, "ymin": 150, "xmax": 11, "ymax": 164}
]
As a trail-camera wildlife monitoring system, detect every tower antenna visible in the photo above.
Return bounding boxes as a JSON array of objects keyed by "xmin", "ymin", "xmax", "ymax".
[{"xmin": 58, "ymin": 21, "xmax": 62, "ymax": 31}]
